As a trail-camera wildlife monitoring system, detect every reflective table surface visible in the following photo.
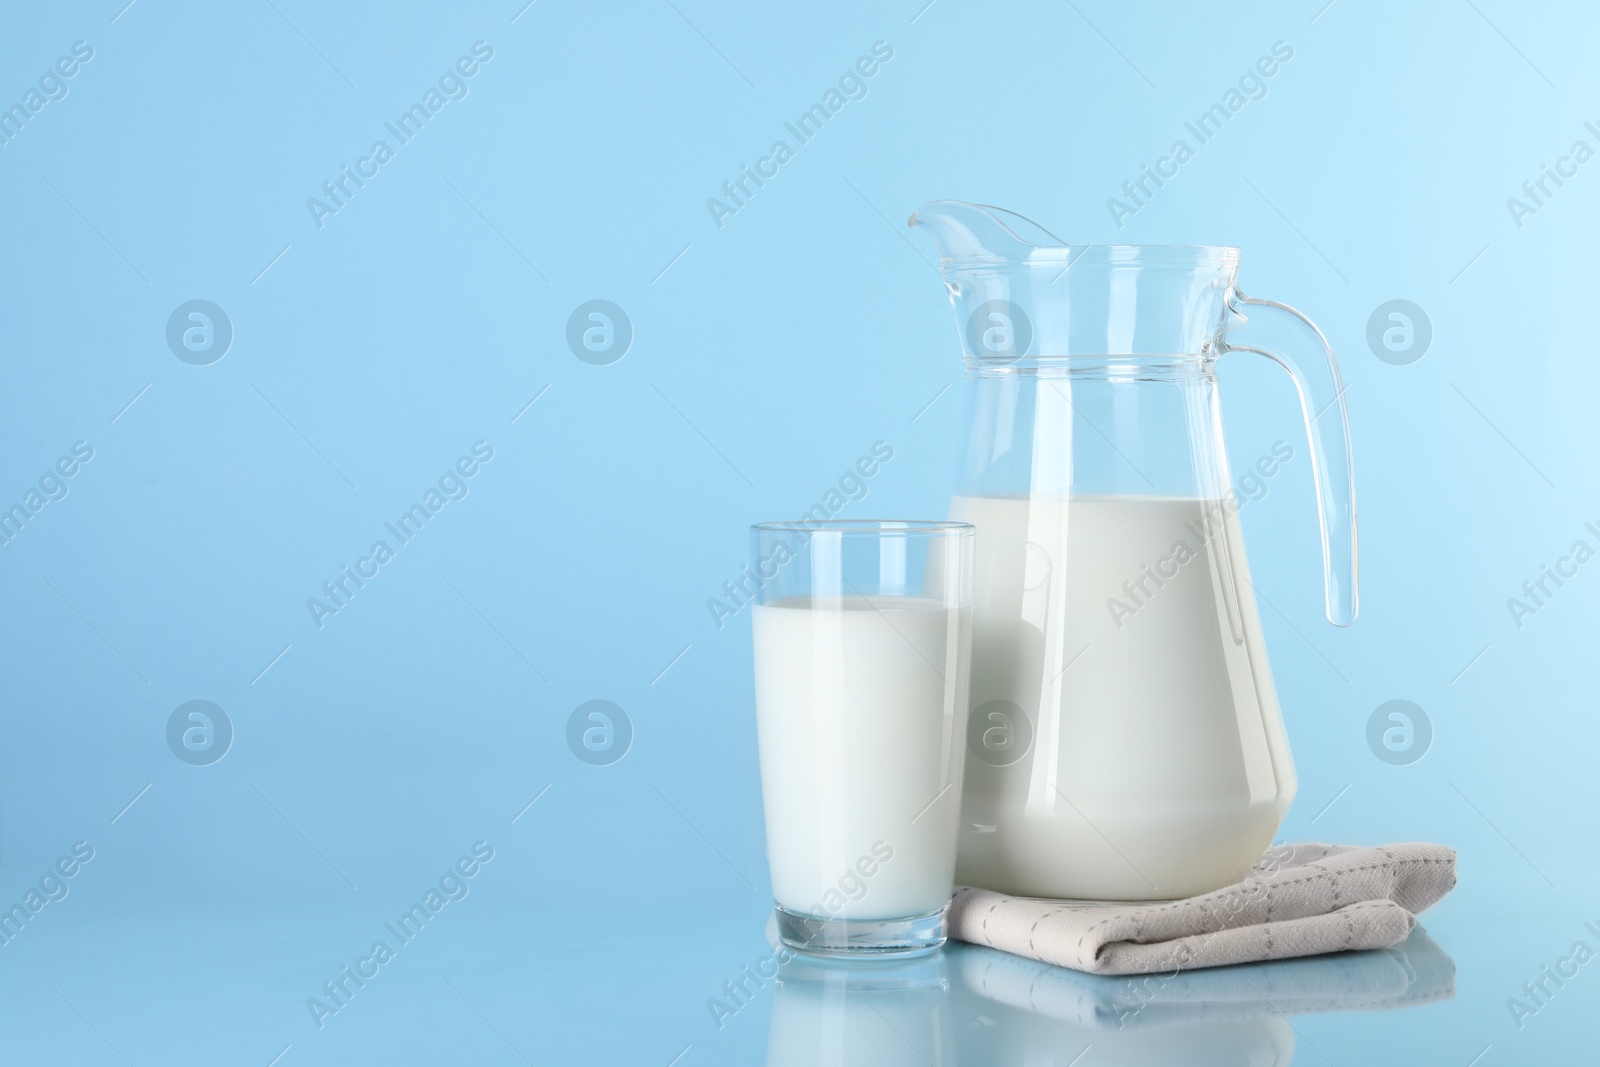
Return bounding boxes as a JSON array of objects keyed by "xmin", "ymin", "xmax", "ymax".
[{"xmin": 1, "ymin": 849, "xmax": 1592, "ymax": 1065}]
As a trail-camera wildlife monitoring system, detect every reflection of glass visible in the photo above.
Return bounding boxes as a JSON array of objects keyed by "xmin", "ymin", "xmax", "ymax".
[
  {"xmin": 767, "ymin": 953, "xmax": 955, "ymax": 1067},
  {"xmin": 911, "ymin": 202, "xmax": 1359, "ymax": 901},
  {"xmin": 751, "ymin": 520, "xmax": 974, "ymax": 957},
  {"xmin": 764, "ymin": 928, "xmax": 1454, "ymax": 1065}
]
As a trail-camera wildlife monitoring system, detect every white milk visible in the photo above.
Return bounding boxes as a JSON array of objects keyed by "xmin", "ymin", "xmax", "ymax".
[
  {"xmin": 753, "ymin": 595, "xmax": 971, "ymax": 920},
  {"xmin": 948, "ymin": 494, "xmax": 1295, "ymax": 900}
]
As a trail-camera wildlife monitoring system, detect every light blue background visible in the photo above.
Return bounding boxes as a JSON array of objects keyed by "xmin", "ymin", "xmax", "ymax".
[{"xmin": 0, "ymin": 0, "xmax": 1595, "ymax": 1063}]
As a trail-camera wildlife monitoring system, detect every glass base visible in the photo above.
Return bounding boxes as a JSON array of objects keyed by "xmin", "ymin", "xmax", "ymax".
[{"xmin": 775, "ymin": 903, "xmax": 948, "ymax": 958}]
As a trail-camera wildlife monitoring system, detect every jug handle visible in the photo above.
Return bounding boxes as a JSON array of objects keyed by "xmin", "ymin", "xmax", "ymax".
[{"xmin": 1222, "ymin": 292, "xmax": 1358, "ymax": 626}]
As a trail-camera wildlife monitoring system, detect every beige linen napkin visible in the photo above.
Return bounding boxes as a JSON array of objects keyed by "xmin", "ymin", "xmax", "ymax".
[{"xmin": 949, "ymin": 843, "xmax": 1456, "ymax": 976}]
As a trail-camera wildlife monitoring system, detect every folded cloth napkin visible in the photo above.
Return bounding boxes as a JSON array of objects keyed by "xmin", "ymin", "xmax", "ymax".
[{"xmin": 948, "ymin": 843, "xmax": 1456, "ymax": 976}]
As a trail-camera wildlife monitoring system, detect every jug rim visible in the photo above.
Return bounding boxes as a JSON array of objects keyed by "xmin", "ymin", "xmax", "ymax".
[
  {"xmin": 909, "ymin": 201, "xmax": 1241, "ymax": 269},
  {"xmin": 932, "ymin": 242, "xmax": 1242, "ymax": 269}
]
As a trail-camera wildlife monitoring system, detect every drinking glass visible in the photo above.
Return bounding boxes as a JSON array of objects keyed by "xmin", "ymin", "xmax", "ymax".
[{"xmin": 750, "ymin": 519, "xmax": 974, "ymax": 957}]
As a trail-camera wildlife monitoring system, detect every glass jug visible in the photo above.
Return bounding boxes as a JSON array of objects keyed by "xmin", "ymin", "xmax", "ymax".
[{"xmin": 911, "ymin": 201, "xmax": 1357, "ymax": 901}]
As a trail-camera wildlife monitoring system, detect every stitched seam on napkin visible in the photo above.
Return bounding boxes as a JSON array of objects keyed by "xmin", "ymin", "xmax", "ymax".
[
  {"xmin": 1168, "ymin": 856, "xmax": 1452, "ymax": 915},
  {"xmin": 1050, "ymin": 855, "xmax": 1451, "ymax": 953},
  {"xmin": 981, "ymin": 900, "xmax": 1001, "ymax": 943},
  {"xmin": 1083, "ymin": 856, "xmax": 1452, "ymax": 926},
  {"xmin": 1095, "ymin": 898, "xmax": 1404, "ymax": 956}
]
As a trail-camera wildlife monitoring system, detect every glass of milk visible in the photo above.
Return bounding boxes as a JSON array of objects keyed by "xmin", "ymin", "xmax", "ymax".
[{"xmin": 750, "ymin": 519, "xmax": 974, "ymax": 958}]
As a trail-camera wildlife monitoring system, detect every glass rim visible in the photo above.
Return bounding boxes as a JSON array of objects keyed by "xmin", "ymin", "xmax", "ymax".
[
  {"xmin": 966, "ymin": 353, "xmax": 1222, "ymax": 379},
  {"xmin": 751, "ymin": 518, "xmax": 973, "ymax": 535}
]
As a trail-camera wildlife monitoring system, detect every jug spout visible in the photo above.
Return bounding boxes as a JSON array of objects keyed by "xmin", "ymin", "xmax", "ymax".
[
  {"xmin": 909, "ymin": 200, "xmax": 1241, "ymax": 365},
  {"xmin": 908, "ymin": 201, "xmax": 1067, "ymax": 265}
]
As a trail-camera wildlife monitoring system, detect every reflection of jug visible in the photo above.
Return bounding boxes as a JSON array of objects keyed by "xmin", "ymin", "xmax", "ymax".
[{"xmin": 912, "ymin": 202, "xmax": 1357, "ymax": 900}]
